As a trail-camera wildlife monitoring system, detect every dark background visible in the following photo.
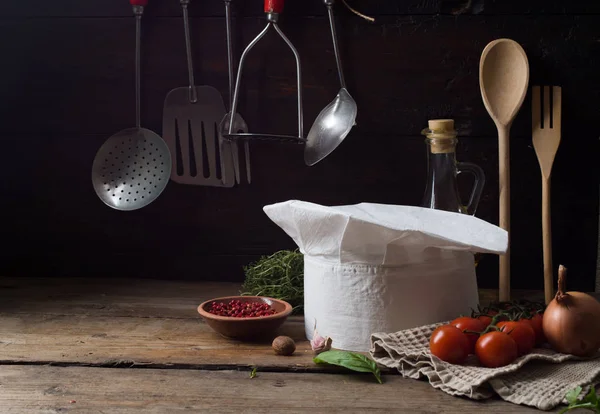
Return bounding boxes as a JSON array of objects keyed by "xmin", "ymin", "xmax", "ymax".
[{"xmin": 1, "ymin": 0, "xmax": 598, "ymax": 291}]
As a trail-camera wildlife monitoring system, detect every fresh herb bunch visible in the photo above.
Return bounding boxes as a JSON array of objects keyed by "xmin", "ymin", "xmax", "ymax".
[{"xmin": 241, "ymin": 250, "xmax": 304, "ymax": 314}]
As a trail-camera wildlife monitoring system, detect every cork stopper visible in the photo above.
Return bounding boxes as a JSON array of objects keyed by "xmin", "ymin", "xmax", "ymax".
[{"xmin": 421, "ymin": 119, "xmax": 457, "ymax": 154}]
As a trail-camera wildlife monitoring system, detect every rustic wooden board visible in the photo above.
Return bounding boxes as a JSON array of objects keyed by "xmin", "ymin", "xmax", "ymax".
[
  {"xmin": 0, "ymin": 277, "xmax": 243, "ymax": 319},
  {"xmin": 0, "ymin": 276, "xmax": 548, "ymax": 318},
  {"xmin": 1, "ymin": 0, "xmax": 598, "ymax": 18},
  {"xmin": 0, "ymin": 277, "xmax": 553, "ymax": 369},
  {"xmin": 0, "ymin": 3, "xmax": 598, "ymax": 293},
  {"xmin": 0, "ymin": 366, "xmax": 547, "ymax": 413},
  {"xmin": 1, "ymin": 16, "xmax": 598, "ymax": 138},
  {"xmin": 1, "ymin": 277, "xmax": 589, "ymax": 370},
  {"xmin": 0, "ymin": 277, "xmax": 315, "ymax": 370},
  {"xmin": 1, "ymin": 12, "xmax": 598, "ymax": 292},
  {"xmin": 0, "ymin": 279, "xmax": 591, "ymax": 412},
  {"xmin": 0, "ymin": 313, "xmax": 323, "ymax": 369}
]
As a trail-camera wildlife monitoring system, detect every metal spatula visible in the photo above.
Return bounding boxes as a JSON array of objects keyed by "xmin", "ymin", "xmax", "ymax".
[
  {"xmin": 532, "ymin": 85, "xmax": 562, "ymax": 304},
  {"xmin": 163, "ymin": 0, "xmax": 234, "ymax": 187}
]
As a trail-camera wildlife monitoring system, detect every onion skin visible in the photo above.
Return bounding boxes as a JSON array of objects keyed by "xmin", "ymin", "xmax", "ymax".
[{"xmin": 542, "ymin": 265, "xmax": 600, "ymax": 357}]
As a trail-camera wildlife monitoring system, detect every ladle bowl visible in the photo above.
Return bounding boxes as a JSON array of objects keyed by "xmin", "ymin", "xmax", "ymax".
[
  {"xmin": 304, "ymin": 88, "xmax": 357, "ymax": 166},
  {"xmin": 304, "ymin": 0, "xmax": 357, "ymax": 166}
]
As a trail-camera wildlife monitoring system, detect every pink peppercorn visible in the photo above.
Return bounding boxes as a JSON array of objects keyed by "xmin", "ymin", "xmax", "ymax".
[{"xmin": 208, "ymin": 300, "xmax": 277, "ymax": 318}]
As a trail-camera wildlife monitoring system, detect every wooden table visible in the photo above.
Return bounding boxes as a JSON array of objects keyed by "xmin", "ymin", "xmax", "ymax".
[{"xmin": 0, "ymin": 277, "xmax": 561, "ymax": 413}]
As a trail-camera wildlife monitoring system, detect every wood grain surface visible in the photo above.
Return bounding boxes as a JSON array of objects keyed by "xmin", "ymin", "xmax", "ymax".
[
  {"xmin": 0, "ymin": 366, "xmax": 546, "ymax": 413},
  {"xmin": 0, "ymin": 0, "xmax": 598, "ymax": 292},
  {"xmin": 0, "ymin": 277, "xmax": 537, "ymax": 367},
  {"xmin": 1, "ymin": 0, "xmax": 599, "ymax": 18},
  {"xmin": 0, "ymin": 277, "xmax": 589, "ymax": 370},
  {"xmin": 0, "ymin": 277, "xmax": 571, "ymax": 413}
]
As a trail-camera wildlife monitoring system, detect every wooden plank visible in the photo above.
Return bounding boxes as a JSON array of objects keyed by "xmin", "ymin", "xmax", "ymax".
[
  {"xmin": 1, "ymin": 0, "xmax": 598, "ymax": 18},
  {"xmin": 0, "ymin": 313, "xmax": 323, "ymax": 370},
  {"xmin": 1, "ymin": 16, "xmax": 599, "ymax": 139},
  {"xmin": 0, "ymin": 279, "xmax": 318, "ymax": 370},
  {"xmin": 1, "ymin": 135, "xmax": 597, "ymax": 292},
  {"xmin": 0, "ymin": 277, "xmax": 561, "ymax": 369},
  {"xmin": 0, "ymin": 277, "xmax": 596, "ymax": 370},
  {"xmin": 0, "ymin": 278, "xmax": 244, "ymax": 318},
  {"xmin": 0, "ymin": 276, "xmax": 563, "ymax": 319},
  {"xmin": 0, "ymin": 0, "xmax": 435, "ymax": 18},
  {"xmin": 0, "ymin": 11, "xmax": 598, "ymax": 292},
  {"xmin": 0, "ymin": 365, "xmax": 546, "ymax": 413}
]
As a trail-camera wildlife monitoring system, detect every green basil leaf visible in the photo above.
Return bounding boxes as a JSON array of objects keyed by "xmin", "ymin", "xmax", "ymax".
[
  {"xmin": 566, "ymin": 386, "xmax": 583, "ymax": 405},
  {"xmin": 313, "ymin": 350, "xmax": 383, "ymax": 384}
]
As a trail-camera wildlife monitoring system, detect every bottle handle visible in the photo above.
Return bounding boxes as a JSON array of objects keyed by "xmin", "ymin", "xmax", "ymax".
[{"xmin": 457, "ymin": 162, "xmax": 485, "ymax": 216}]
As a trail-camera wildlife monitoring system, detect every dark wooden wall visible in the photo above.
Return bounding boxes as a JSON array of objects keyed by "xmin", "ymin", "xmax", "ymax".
[{"xmin": 1, "ymin": 0, "xmax": 598, "ymax": 291}]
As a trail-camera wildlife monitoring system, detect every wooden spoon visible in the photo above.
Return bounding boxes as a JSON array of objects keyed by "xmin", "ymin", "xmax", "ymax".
[{"xmin": 479, "ymin": 39, "xmax": 530, "ymax": 301}]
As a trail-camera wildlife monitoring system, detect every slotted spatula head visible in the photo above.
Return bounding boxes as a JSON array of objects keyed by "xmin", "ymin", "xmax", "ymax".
[
  {"xmin": 532, "ymin": 86, "xmax": 562, "ymax": 179},
  {"xmin": 162, "ymin": 85, "xmax": 235, "ymax": 187}
]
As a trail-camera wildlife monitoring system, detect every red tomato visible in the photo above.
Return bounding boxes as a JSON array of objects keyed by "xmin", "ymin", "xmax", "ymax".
[
  {"xmin": 475, "ymin": 331, "xmax": 518, "ymax": 368},
  {"xmin": 450, "ymin": 317, "xmax": 486, "ymax": 354},
  {"xmin": 525, "ymin": 313, "xmax": 546, "ymax": 346},
  {"xmin": 429, "ymin": 325, "xmax": 470, "ymax": 365},
  {"xmin": 497, "ymin": 321, "xmax": 535, "ymax": 356}
]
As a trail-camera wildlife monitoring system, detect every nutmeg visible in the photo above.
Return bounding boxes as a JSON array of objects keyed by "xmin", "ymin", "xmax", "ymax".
[{"xmin": 272, "ymin": 336, "xmax": 296, "ymax": 356}]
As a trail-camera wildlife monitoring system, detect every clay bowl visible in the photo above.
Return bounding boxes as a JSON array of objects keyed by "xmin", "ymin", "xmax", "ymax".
[{"xmin": 197, "ymin": 296, "xmax": 293, "ymax": 340}]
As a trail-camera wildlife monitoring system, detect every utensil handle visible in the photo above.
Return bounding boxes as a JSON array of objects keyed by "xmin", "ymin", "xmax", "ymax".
[
  {"xmin": 542, "ymin": 177, "xmax": 554, "ymax": 303},
  {"xmin": 265, "ymin": 0, "xmax": 284, "ymax": 14},
  {"xmin": 498, "ymin": 126, "xmax": 511, "ymax": 301},
  {"xmin": 224, "ymin": 0, "xmax": 234, "ymax": 107},
  {"xmin": 132, "ymin": 3, "xmax": 145, "ymax": 129},
  {"xmin": 457, "ymin": 162, "xmax": 485, "ymax": 216},
  {"xmin": 181, "ymin": 0, "xmax": 197, "ymax": 102},
  {"xmin": 325, "ymin": 0, "xmax": 346, "ymax": 89}
]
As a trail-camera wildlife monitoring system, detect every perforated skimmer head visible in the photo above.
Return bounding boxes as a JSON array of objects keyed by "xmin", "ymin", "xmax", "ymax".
[{"xmin": 91, "ymin": 127, "xmax": 172, "ymax": 211}]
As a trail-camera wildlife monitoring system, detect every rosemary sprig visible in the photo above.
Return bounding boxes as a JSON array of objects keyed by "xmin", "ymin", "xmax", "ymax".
[{"xmin": 241, "ymin": 250, "xmax": 304, "ymax": 315}]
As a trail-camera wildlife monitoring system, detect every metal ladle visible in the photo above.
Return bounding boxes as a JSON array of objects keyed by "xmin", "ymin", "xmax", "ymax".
[
  {"xmin": 304, "ymin": 0, "xmax": 357, "ymax": 166},
  {"xmin": 92, "ymin": 0, "xmax": 172, "ymax": 211}
]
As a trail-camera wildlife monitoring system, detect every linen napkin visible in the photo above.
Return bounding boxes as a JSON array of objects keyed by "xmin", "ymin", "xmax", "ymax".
[{"xmin": 370, "ymin": 322, "xmax": 600, "ymax": 411}]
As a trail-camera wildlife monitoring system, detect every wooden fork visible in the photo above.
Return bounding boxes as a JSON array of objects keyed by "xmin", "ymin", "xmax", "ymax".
[{"xmin": 532, "ymin": 85, "xmax": 562, "ymax": 304}]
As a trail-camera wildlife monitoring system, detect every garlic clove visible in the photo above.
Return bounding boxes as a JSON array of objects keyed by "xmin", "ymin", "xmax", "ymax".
[{"xmin": 311, "ymin": 329, "xmax": 332, "ymax": 354}]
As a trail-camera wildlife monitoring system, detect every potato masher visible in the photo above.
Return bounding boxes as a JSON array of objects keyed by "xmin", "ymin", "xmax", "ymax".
[{"xmin": 223, "ymin": 0, "xmax": 305, "ymax": 144}]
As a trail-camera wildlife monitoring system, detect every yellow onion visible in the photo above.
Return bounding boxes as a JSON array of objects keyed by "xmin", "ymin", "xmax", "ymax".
[{"xmin": 542, "ymin": 265, "xmax": 600, "ymax": 357}]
